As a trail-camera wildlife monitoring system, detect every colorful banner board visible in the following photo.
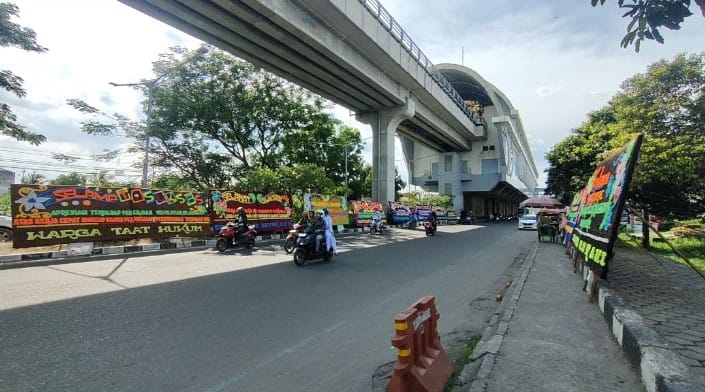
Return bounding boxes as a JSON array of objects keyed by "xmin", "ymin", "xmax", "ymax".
[
  {"xmin": 210, "ymin": 190, "xmax": 292, "ymax": 233},
  {"xmin": 564, "ymin": 188, "xmax": 587, "ymax": 244},
  {"xmin": 388, "ymin": 203, "xmax": 455, "ymax": 223},
  {"xmin": 568, "ymin": 134, "xmax": 643, "ymax": 278},
  {"xmin": 350, "ymin": 200, "xmax": 384, "ymax": 227},
  {"xmin": 303, "ymin": 193, "xmax": 349, "ymax": 225},
  {"xmin": 10, "ymin": 185, "xmax": 210, "ymax": 248},
  {"xmin": 389, "ymin": 201, "xmax": 411, "ymax": 224}
]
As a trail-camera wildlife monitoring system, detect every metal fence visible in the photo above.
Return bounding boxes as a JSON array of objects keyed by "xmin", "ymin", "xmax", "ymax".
[{"xmin": 359, "ymin": 0, "xmax": 485, "ymax": 127}]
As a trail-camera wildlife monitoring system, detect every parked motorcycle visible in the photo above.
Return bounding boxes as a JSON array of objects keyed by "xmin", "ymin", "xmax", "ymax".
[
  {"xmin": 424, "ymin": 221, "xmax": 437, "ymax": 236},
  {"xmin": 284, "ymin": 223, "xmax": 305, "ymax": 254},
  {"xmin": 292, "ymin": 229, "xmax": 333, "ymax": 266},
  {"xmin": 216, "ymin": 222, "xmax": 257, "ymax": 252}
]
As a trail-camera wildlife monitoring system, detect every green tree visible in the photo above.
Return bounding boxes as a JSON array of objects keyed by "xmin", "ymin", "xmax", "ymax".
[
  {"xmin": 66, "ymin": 98, "xmax": 148, "ymax": 184},
  {"xmin": 0, "ymin": 193, "xmax": 10, "ymax": 215},
  {"xmin": 19, "ymin": 170, "xmax": 45, "ymax": 184},
  {"xmin": 0, "ymin": 2, "xmax": 47, "ymax": 144},
  {"xmin": 149, "ymin": 49, "xmax": 315, "ymax": 178},
  {"xmin": 149, "ymin": 48, "xmax": 369, "ymax": 193},
  {"xmin": 545, "ymin": 52, "xmax": 705, "ymax": 218},
  {"xmin": 545, "ymin": 107, "xmax": 620, "ymax": 205},
  {"xmin": 52, "ymin": 172, "xmax": 86, "ymax": 185},
  {"xmin": 69, "ymin": 47, "xmax": 368, "ymax": 195},
  {"xmin": 150, "ymin": 173, "xmax": 200, "ymax": 191},
  {"xmin": 591, "ymin": 0, "xmax": 705, "ymax": 51},
  {"xmin": 609, "ymin": 53, "xmax": 705, "ymax": 218},
  {"xmin": 85, "ymin": 170, "xmax": 115, "ymax": 187}
]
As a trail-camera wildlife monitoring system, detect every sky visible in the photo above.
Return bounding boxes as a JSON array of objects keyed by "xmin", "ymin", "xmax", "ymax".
[{"xmin": 2, "ymin": 0, "xmax": 704, "ymax": 189}]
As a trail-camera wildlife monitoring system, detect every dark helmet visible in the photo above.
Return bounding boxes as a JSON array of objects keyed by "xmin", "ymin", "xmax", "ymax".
[
  {"xmin": 237, "ymin": 206, "xmax": 245, "ymax": 213},
  {"xmin": 322, "ymin": 208, "xmax": 328, "ymax": 215}
]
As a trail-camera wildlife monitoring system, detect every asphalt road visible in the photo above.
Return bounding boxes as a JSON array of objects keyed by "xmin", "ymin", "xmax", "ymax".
[{"xmin": 0, "ymin": 223, "xmax": 534, "ymax": 392}]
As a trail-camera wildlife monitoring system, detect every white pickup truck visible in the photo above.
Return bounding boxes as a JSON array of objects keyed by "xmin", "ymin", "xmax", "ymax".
[{"xmin": 0, "ymin": 215, "xmax": 12, "ymax": 242}]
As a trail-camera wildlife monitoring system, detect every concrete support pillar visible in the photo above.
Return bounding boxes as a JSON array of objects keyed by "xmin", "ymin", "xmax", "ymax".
[
  {"xmin": 357, "ymin": 99, "xmax": 415, "ymax": 207},
  {"xmin": 451, "ymin": 152, "xmax": 463, "ymax": 213},
  {"xmin": 438, "ymin": 152, "xmax": 463, "ymax": 213}
]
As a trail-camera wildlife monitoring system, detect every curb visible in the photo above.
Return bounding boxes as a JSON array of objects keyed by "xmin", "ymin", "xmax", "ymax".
[
  {"xmin": 458, "ymin": 242, "xmax": 539, "ymax": 391},
  {"xmin": 597, "ymin": 281, "xmax": 705, "ymax": 392},
  {"xmin": 0, "ymin": 227, "xmax": 399, "ymax": 269}
]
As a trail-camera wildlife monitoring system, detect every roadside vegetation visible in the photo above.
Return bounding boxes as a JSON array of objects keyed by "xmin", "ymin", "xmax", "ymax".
[
  {"xmin": 619, "ymin": 219, "xmax": 705, "ymax": 273},
  {"xmin": 444, "ymin": 334, "xmax": 481, "ymax": 392}
]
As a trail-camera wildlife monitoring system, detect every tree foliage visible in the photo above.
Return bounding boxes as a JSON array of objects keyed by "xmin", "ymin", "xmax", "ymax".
[
  {"xmin": 0, "ymin": 192, "xmax": 9, "ymax": 215},
  {"xmin": 52, "ymin": 172, "xmax": 86, "ymax": 186},
  {"xmin": 19, "ymin": 170, "xmax": 45, "ymax": 184},
  {"xmin": 69, "ymin": 46, "xmax": 369, "ymax": 200},
  {"xmin": 545, "ymin": 52, "xmax": 705, "ymax": 219},
  {"xmin": 591, "ymin": 0, "xmax": 705, "ymax": 51},
  {"xmin": 145, "ymin": 47, "xmax": 368, "ymax": 196},
  {"xmin": 0, "ymin": 2, "xmax": 47, "ymax": 144}
]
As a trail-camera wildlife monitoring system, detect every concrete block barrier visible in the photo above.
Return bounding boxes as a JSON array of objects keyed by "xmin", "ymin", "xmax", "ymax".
[{"xmin": 387, "ymin": 295, "xmax": 453, "ymax": 392}]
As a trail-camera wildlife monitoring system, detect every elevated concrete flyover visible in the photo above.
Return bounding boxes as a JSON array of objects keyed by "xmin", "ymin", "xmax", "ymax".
[{"xmin": 118, "ymin": 0, "xmax": 487, "ymax": 205}]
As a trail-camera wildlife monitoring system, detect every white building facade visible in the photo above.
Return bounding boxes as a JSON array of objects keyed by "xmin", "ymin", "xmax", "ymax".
[{"xmin": 400, "ymin": 64, "xmax": 539, "ymax": 218}]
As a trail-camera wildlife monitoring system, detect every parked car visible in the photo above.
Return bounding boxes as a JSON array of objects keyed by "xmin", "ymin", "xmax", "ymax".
[
  {"xmin": 518, "ymin": 214, "xmax": 538, "ymax": 230},
  {"xmin": 0, "ymin": 215, "xmax": 12, "ymax": 242}
]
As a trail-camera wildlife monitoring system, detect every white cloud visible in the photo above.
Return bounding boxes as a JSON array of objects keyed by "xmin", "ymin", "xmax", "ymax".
[{"xmin": 535, "ymin": 85, "xmax": 565, "ymax": 97}]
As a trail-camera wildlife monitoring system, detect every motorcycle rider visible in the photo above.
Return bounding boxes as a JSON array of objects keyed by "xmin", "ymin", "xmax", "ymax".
[
  {"xmin": 298, "ymin": 209, "xmax": 313, "ymax": 229},
  {"xmin": 323, "ymin": 208, "xmax": 337, "ymax": 255},
  {"xmin": 428, "ymin": 209, "xmax": 438, "ymax": 231},
  {"xmin": 312, "ymin": 210, "xmax": 326, "ymax": 253},
  {"xmin": 235, "ymin": 206, "xmax": 248, "ymax": 240},
  {"xmin": 372, "ymin": 209, "xmax": 383, "ymax": 233}
]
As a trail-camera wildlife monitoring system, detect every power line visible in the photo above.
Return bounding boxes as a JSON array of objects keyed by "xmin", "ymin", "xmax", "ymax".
[
  {"xmin": 0, "ymin": 156, "xmax": 140, "ymax": 173},
  {"xmin": 0, "ymin": 164, "xmax": 140, "ymax": 176},
  {"xmin": 0, "ymin": 146, "xmax": 136, "ymax": 160}
]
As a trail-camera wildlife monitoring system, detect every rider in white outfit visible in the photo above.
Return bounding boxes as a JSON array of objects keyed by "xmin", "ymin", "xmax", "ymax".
[{"xmin": 322, "ymin": 208, "xmax": 337, "ymax": 255}]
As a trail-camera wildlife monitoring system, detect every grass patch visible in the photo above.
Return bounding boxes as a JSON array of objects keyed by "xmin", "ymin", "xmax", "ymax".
[
  {"xmin": 444, "ymin": 334, "xmax": 482, "ymax": 391},
  {"xmin": 618, "ymin": 232, "xmax": 705, "ymax": 273}
]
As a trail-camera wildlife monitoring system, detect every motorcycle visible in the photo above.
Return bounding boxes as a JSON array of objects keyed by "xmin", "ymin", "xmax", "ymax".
[
  {"xmin": 369, "ymin": 219, "xmax": 386, "ymax": 235},
  {"xmin": 283, "ymin": 223, "xmax": 306, "ymax": 254},
  {"xmin": 216, "ymin": 222, "xmax": 257, "ymax": 252},
  {"xmin": 424, "ymin": 220, "xmax": 437, "ymax": 236},
  {"xmin": 292, "ymin": 229, "xmax": 333, "ymax": 266}
]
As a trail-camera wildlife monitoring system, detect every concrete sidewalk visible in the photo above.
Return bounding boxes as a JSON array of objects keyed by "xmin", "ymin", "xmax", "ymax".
[{"xmin": 460, "ymin": 241, "xmax": 644, "ymax": 392}]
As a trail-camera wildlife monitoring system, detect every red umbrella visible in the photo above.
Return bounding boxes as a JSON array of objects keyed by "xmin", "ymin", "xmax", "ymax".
[{"xmin": 519, "ymin": 196, "xmax": 564, "ymax": 209}]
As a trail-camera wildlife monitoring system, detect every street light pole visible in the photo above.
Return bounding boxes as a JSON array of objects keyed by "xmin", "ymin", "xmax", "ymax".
[
  {"xmin": 144, "ymin": 84, "xmax": 154, "ymax": 188},
  {"xmin": 319, "ymin": 136, "xmax": 371, "ymax": 201},
  {"xmin": 109, "ymin": 47, "xmax": 207, "ymax": 188},
  {"xmin": 110, "ymin": 80, "xmax": 154, "ymax": 188}
]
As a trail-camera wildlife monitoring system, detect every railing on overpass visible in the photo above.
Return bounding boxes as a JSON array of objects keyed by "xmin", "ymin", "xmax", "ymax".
[{"xmin": 360, "ymin": 0, "xmax": 486, "ymax": 128}]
